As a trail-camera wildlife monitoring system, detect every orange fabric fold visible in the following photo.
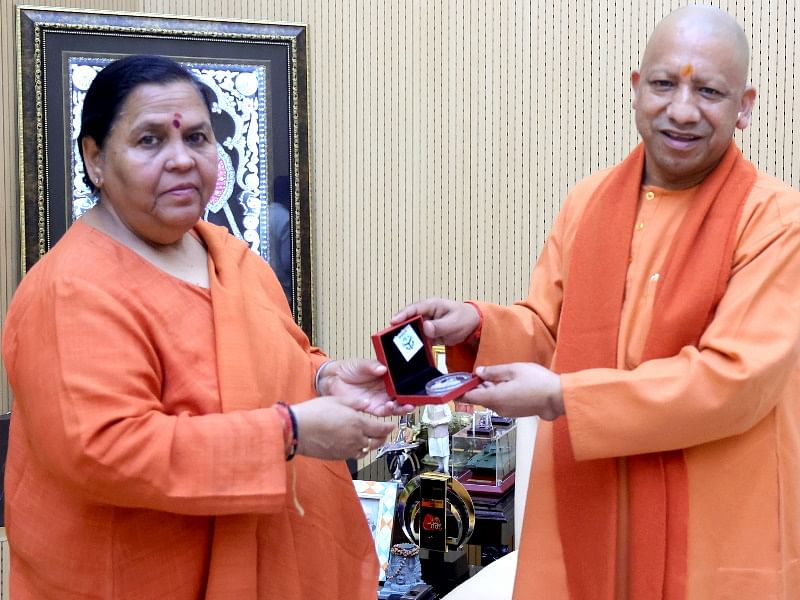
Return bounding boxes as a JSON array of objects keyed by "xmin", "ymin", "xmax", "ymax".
[
  {"xmin": 202, "ymin": 221, "xmax": 287, "ymax": 599},
  {"xmin": 197, "ymin": 222, "xmax": 380, "ymax": 600},
  {"xmin": 553, "ymin": 142, "xmax": 756, "ymax": 599}
]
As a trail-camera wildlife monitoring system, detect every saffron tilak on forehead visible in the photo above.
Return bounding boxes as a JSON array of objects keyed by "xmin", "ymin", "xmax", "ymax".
[{"xmin": 680, "ymin": 64, "xmax": 694, "ymax": 77}]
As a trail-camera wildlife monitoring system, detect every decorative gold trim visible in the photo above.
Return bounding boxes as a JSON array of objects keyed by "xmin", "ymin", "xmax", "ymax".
[
  {"xmin": 34, "ymin": 23, "xmax": 45, "ymax": 267},
  {"xmin": 16, "ymin": 5, "xmax": 308, "ymax": 30},
  {"xmin": 289, "ymin": 37, "xmax": 307, "ymax": 339},
  {"xmin": 301, "ymin": 30, "xmax": 315, "ymax": 345},
  {"xmin": 36, "ymin": 22, "xmax": 297, "ymax": 42},
  {"xmin": 15, "ymin": 7, "xmax": 26, "ymax": 276}
]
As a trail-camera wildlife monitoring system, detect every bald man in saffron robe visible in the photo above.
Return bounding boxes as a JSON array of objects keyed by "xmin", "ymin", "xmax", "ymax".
[{"xmin": 394, "ymin": 6, "xmax": 800, "ymax": 599}]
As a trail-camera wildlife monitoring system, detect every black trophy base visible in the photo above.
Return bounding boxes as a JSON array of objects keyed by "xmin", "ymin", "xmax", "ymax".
[
  {"xmin": 377, "ymin": 583, "xmax": 438, "ymax": 600},
  {"xmin": 419, "ymin": 549, "xmax": 469, "ymax": 596}
]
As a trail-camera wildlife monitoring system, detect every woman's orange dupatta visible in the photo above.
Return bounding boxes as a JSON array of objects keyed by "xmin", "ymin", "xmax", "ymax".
[
  {"xmin": 552, "ymin": 142, "xmax": 756, "ymax": 599},
  {"xmin": 196, "ymin": 222, "xmax": 378, "ymax": 600}
]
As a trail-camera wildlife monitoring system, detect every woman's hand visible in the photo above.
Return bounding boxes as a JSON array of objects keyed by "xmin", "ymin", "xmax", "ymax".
[
  {"xmin": 291, "ymin": 396, "xmax": 396, "ymax": 460},
  {"xmin": 461, "ymin": 363, "xmax": 565, "ymax": 421},
  {"xmin": 390, "ymin": 298, "xmax": 481, "ymax": 346},
  {"xmin": 317, "ymin": 359, "xmax": 414, "ymax": 416}
]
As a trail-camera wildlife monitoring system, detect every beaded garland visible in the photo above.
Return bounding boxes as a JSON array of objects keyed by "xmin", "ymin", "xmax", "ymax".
[
  {"xmin": 384, "ymin": 544, "xmax": 423, "ymax": 586},
  {"xmin": 390, "ymin": 544, "xmax": 420, "ymax": 558}
]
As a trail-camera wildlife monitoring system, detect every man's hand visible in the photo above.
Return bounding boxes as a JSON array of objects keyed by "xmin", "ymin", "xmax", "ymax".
[
  {"xmin": 391, "ymin": 298, "xmax": 481, "ymax": 346},
  {"xmin": 462, "ymin": 362, "xmax": 565, "ymax": 421},
  {"xmin": 317, "ymin": 359, "xmax": 414, "ymax": 416}
]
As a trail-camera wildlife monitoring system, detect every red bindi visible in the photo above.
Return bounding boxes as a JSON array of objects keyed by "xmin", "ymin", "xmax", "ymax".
[{"xmin": 172, "ymin": 113, "xmax": 182, "ymax": 128}]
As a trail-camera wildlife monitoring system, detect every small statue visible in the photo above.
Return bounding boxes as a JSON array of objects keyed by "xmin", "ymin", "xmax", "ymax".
[
  {"xmin": 472, "ymin": 408, "xmax": 494, "ymax": 435},
  {"xmin": 422, "ymin": 403, "xmax": 452, "ymax": 473},
  {"xmin": 379, "ymin": 544, "xmax": 424, "ymax": 598}
]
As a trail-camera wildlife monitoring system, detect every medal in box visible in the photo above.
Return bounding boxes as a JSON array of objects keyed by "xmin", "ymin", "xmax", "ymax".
[{"xmin": 371, "ymin": 316, "xmax": 480, "ymax": 406}]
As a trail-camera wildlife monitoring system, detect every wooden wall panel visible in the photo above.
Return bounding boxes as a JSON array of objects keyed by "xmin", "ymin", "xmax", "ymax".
[{"xmin": 1, "ymin": 0, "xmax": 798, "ymax": 411}]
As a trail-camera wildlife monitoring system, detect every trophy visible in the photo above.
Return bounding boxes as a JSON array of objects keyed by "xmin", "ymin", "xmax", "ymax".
[{"xmin": 396, "ymin": 471, "xmax": 475, "ymax": 552}]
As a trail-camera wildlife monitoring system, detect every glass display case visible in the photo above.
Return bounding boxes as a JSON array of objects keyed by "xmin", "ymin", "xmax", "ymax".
[{"xmin": 451, "ymin": 421, "xmax": 516, "ymax": 495}]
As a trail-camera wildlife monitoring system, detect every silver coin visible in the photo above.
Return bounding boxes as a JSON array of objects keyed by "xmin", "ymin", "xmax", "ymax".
[{"xmin": 425, "ymin": 372, "xmax": 472, "ymax": 395}]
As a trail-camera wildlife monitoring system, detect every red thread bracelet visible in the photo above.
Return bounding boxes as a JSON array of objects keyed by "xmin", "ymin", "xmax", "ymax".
[{"xmin": 276, "ymin": 402, "xmax": 298, "ymax": 461}]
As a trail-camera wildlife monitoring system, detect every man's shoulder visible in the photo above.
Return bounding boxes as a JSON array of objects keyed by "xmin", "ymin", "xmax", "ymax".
[
  {"xmin": 557, "ymin": 167, "xmax": 617, "ymax": 219},
  {"xmin": 749, "ymin": 170, "xmax": 800, "ymax": 226},
  {"xmin": 752, "ymin": 169, "xmax": 797, "ymax": 193},
  {"xmin": 569, "ymin": 167, "xmax": 616, "ymax": 196}
]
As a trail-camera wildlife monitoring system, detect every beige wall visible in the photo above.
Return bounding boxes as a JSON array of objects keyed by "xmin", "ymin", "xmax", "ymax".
[{"xmin": 1, "ymin": 0, "xmax": 799, "ymax": 416}]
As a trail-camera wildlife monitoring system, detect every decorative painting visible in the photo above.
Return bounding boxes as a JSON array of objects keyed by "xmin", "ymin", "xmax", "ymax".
[{"xmin": 16, "ymin": 6, "xmax": 313, "ymax": 338}]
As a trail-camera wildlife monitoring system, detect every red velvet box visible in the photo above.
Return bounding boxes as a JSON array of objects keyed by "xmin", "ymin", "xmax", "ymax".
[{"xmin": 371, "ymin": 316, "xmax": 481, "ymax": 406}]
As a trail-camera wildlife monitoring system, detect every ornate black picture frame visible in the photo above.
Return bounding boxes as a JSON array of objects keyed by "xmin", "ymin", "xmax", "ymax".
[{"xmin": 16, "ymin": 6, "xmax": 314, "ymax": 339}]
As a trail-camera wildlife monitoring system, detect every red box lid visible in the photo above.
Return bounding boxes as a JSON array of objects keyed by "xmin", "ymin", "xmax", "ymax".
[{"xmin": 371, "ymin": 316, "xmax": 480, "ymax": 406}]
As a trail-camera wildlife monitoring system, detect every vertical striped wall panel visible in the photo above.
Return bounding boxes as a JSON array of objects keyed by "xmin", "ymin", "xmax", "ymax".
[
  {"xmin": 0, "ymin": 0, "xmax": 798, "ymax": 411},
  {"xmin": 0, "ymin": 529, "xmax": 8, "ymax": 600},
  {"xmin": 0, "ymin": 4, "xmax": 17, "ymax": 417}
]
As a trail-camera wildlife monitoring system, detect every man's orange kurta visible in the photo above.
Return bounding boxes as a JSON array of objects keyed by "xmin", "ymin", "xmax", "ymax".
[
  {"xmin": 451, "ymin": 167, "xmax": 800, "ymax": 599},
  {"xmin": 2, "ymin": 219, "xmax": 379, "ymax": 599}
]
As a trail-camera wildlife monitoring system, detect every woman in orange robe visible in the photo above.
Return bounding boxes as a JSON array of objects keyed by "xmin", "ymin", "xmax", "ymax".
[{"xmin": 3, "ymin": 55, "xmax": 409, "ymax": 599}]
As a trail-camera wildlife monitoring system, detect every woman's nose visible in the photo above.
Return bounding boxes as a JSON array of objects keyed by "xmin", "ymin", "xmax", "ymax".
[{"xmin": 165, "ymin": 140, "xmax": 196, "ymax": 170}]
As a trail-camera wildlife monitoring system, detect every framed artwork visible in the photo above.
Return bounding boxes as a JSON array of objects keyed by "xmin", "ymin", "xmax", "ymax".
[
  {"xmin": 16, "ymin": 6, "xmax": 314, "ymax": 339},
  {"xmin": 353, "ymin": 480, "xmax": 398, "ymax": 581}
]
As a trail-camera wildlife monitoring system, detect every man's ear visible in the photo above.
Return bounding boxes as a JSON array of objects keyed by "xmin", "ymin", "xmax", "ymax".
[
  {"xmin": 736, "ymin": 87, "xmax": 757, "ymax": 130},
  {"xmin": 81, "ymin": 137, "xmax": 103, "ymax": 185},
  {"xmin": 631, "ymin": 71, "xmax": 641, "ymax": 110}
]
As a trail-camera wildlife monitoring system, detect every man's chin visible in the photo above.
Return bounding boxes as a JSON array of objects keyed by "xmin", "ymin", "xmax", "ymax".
[{"xmin": 656, "ymin": 161, "xmax": 717, "ymax": 189}]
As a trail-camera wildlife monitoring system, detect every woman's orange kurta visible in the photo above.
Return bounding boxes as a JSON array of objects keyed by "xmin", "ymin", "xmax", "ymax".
[
  {"xmin": 2, "ymin": 219, "xmax": 379, "ymax": 599},
  {"xmin": 451, "ymin": 168, "xmax": 800, "ymax": 599}
]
